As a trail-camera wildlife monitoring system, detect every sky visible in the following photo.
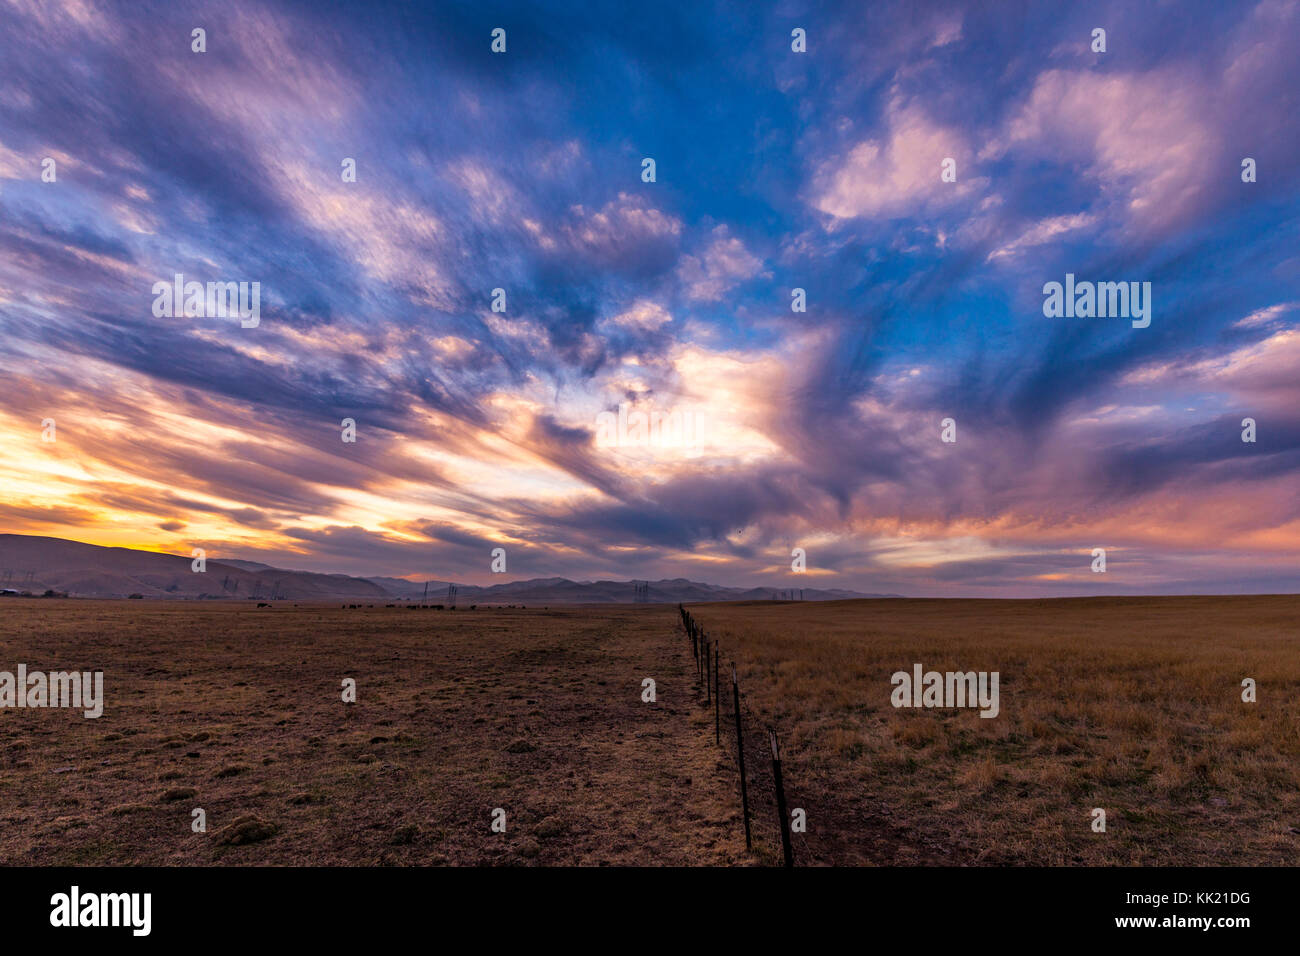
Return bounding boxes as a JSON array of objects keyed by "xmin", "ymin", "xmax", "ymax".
[{"xmin": 1, "ymin": 0, "xmax": 1298, "ymax": 596}]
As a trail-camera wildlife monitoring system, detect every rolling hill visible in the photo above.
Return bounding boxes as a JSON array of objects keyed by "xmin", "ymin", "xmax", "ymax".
[{"xmin": 0, "ymin": 534, "xmax": 894, "ymax": 603}]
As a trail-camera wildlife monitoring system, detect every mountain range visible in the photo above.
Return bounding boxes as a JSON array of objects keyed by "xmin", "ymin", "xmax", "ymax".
[{"xmin": 0, "ymin": 534, "xmax": 895, "ymax": 603}]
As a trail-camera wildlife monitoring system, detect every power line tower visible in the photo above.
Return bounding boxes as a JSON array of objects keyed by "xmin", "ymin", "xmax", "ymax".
[
  {"xmin": 633, "ymin": 581, "xmax": 649, "ymax": 603},
  {"xmin": 446, "ymin": 583, "xmax": 458, "ymax": 608}
]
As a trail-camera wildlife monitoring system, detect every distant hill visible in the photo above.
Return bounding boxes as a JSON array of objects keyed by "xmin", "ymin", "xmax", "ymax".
[
  {"xmin": 0, "ymin": 534, "xmax": 896, "ymax": 603},
  {"xmin": 419, "ymin": 576, "xmax": 890, "ymax": 604},
  {"xmin": 362, "ymin": 576, "xmax": 453, "ymax": 600},
  {"xmin": 216, "ymin": 559, "xmax": 278, "ymax": 572},
  {"xmin": 0, "ymin": 535, "xmax": 387, "ymax": 600}
]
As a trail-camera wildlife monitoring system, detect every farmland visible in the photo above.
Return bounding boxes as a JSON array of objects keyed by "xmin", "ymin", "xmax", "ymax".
[
  {"xmin": 697, "ymin": 596, "xmax": 1300, "ymax": 865},
  {"xmin": 0, "ymin": 595, "xmax": 1296, "ymax": 866},
  {"xmin": 0, "ymin": 600, "xmax": 740, "ymax": 865}
]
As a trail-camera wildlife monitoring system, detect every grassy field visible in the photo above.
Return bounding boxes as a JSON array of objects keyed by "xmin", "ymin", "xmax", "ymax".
[
  {"xmin": 0, "ymin": 600, "xmax": 741, "ymax": 865},
  {"xmin": 692, "ymin": 596, "xmax": 1300, "ymax": 866},
  {"xmin": 1, "ymin": 595, "xmax": 1296, "ymax": 865}
]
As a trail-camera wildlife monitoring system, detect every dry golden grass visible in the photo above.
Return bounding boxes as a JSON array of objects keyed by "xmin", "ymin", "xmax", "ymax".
[
  {"xmin": 0, "ymin": 600, "xmax": 745, "ymax": 865},
  {"xmin": 691, "ymin": 596, "xmax": 1300, "ymax": 865},
  {"xmin": 3, "ymin": 595, "xmax": 1296, "ymax": 866}
]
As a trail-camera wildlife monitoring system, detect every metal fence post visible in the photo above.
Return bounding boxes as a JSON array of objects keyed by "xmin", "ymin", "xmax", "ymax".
[
  {"xmin": 714, "ymin": 641, "xmax": 720, "ymax": 744},
  {"xmin": 770, "ymin": 729, "xmax": 794, "ymax": 868},
  {"xmin": 732, "ymin": 662, "xmax": 751, "ymax": 851}
]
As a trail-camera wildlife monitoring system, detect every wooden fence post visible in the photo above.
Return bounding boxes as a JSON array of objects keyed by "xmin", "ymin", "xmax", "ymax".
[
  {"xmin": 769, "ymin": 728, "xmax": 794, "ymax": 868},
  {"xmin": 731, "ymin": 662, "xmax": 751, "ymax": 851}
]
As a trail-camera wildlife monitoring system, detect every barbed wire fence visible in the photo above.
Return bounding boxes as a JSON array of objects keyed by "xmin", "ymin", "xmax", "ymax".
[{"xmin": 677, "ymin": 603, "xmax": 803, "ymax": 867}]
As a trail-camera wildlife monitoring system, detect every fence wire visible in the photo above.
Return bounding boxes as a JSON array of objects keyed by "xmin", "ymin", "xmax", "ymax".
[{"xmin": 677, "ymin": 604, "xmax": 804, "ymax": 866}]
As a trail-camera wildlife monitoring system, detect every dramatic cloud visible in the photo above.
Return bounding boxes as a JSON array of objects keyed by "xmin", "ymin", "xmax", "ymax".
[
  {"xmin": 812, "ymin": 99, "xmax": 978, "ymax": 220},
  {"xmin": 0, "ymin": 0, "xmax": 1297, "ymax": 596}
]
